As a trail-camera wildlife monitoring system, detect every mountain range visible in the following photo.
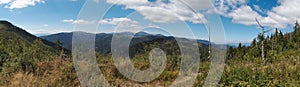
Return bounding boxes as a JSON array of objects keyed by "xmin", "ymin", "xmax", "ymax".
[
  {"xmin": 0, "ymin": 21, "xmax": 55, "ymax": 48},
  {"xmin": 0, "ymin": 20, "xmax": 211, "ymax": 58},
  {"xmin": 40, "ymin": 31, "xmax": 210, "ymax": 57}
]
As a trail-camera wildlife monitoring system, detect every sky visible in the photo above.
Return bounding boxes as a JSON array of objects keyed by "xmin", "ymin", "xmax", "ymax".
[{"xmin": 0, "ymin": 0, "xmax": 298, "ymax": 44}]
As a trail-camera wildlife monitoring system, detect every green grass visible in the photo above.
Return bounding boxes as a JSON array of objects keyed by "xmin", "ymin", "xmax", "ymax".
[{"xmin": 218, "ymin": 50, "xmax": 300, "ymax": 87}]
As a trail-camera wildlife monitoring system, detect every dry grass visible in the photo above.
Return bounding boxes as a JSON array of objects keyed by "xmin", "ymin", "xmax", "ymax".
[{"xmin": 1, "ymin": 58, "xmax": 80, "ymax": 87}]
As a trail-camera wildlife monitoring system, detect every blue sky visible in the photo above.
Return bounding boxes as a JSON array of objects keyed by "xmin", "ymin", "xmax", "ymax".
[{"xmin": 0, "ymin": 0, "xmax": 298, "ymax": 43}]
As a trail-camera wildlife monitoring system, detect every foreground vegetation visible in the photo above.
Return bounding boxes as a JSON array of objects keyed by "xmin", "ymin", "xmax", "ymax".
[
  {"xmin": 220, "ymin": 49, "xmax": 300, "ymax": 86},
  {"xmin": 1, "ymin": 21, "xmax": 300, "ymax": 86},
  {"xmin": 221, "ymin": 21, "xmax": 300, "ymax": 86}
]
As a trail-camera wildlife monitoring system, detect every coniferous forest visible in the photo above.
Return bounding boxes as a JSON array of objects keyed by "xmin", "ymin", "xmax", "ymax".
[{"xmin": 1, "ymin": 20, "xmax": 300, "ymax": 86}]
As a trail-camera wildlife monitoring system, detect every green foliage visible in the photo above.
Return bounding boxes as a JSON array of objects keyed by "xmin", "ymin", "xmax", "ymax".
[
  {"xmin": 222, "ymin": 21, "xmax": 300, "ymax": 86},
  {"xmin": 1, "ymin": 21, "xmax": 300, "ymax": 86},
  {"xmin": 0, "ymin": 21, "xmax": 66, "ymax": 85}
]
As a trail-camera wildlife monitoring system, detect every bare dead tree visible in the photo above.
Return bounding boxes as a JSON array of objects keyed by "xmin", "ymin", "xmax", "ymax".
[
  {"xmin": 256, "ymin": 18, "xmax": 277, "ymax": 65},
  {"xmin": 208, "ymin": 25, "xmax": 212, "ymax": 59},
  {"xmin": 256, "ymin": 18, "xmax": 266, "ymax": 65}
]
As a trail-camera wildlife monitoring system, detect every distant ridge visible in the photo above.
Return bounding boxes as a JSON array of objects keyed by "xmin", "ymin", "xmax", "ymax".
[
  {"xmin": 0, "ymin": 20, "xmax": 13, "ymax": 26},
  {"xmin": 0, "ymin": 20, "xmax": 73, "ymax": 54},
  {"xmin": 40, "ymin": 31, "xmax": 212, "ymax": 57},
  {"xmin": 0, "ymin": 20, "xmax": 57, "ymax": 47}
]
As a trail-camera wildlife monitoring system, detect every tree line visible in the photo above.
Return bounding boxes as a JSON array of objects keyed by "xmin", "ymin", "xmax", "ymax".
[{"xmin": 227, "ymin": 21, "xmax": 300, "ymax": 63}]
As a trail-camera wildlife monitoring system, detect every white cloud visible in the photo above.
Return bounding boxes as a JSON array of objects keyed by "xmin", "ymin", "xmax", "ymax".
[
  {"xmin": 70, "ymin": 0, "xmax": 77, "ymax": 2},
  {"xmin": 0, "ymin": 0, "xmax": 45, "ymax": 9},
  {"xmin": 43, "ymin": 24, "xmax": 49, "ymax": 27},
  {"xmin": 147, "ymin": 23, "xmax": 161, "ymax": 29},
  {"xmin": 253, "ymin": 5, "xmax": 263, "ymax": 13},
  {"xmin": 106, "ymin": 0, "xmax": 148, "ymax": 6},
  {"xmin": 228, "ymin": 5, "xmax": 261, "ymax": 26},
  {"xmin": 265, "ymin": 0, "xmax": 300, "ymax": 27},
  {"xmin": 214, "ymin": 0, "xmax": 300, "ymax": 28},
  {"xmin": 61, "ymin": 18, "xmax": 143, "ymax": 32},
  {"xmin": 179, "ymin": 0, "xmax": 214, "ymax": 10},
  {"xmin": 105, "ymin": 0, "xmax": 212, "ymax": 24},
  {"xmin": 99, "ymin": 18, "xmax": 138, "ymax": 25},
  {"xmin": 28, "ymin": 29, "xmax": 72, "ymax": 35},
  {"xmin": 93, "ymin": 0, "xmax": 99, "ymax": 3},
  {"xmin": 99, "ymin": 18, "xmax": 142, "ymax": 32},
  {"xmin": 273, "ymin": 0, "xmax": 300, "ymax": 19},
  {"xmin": 213, "ymin": 0, "xmax": 247, "ymax": 16},
  {"xmin": 0, "ymin": 0, "xmax": 12, "ymax": 4},
  {"xmin": 62, "ymin": 19, "xmax": 95, "ymax": 25},
  {"xmin": 99, "ymin": 17, "xmax": 169, "ymax": 33}
]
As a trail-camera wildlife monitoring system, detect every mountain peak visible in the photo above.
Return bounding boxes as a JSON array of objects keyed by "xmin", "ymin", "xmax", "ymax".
[{"xmin": 0, "ymin": 20, "xmax": 13, "ymax": 27}]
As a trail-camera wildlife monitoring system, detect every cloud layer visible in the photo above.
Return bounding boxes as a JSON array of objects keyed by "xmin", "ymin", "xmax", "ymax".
[
  {"xmin": 99, "ymin": 17, "xmax": 141, "ymax": 29},
  {"xmin": 105, "ymin": 0, "xmax": 214, "ymax": 24},
  {"xmin": 62, "ymin": 18, "xmax": 144, "ymax": 32},
  {"xmin": 4, "ymin": 0, "xmax": 299, "ymax": 29},
  {"xmin": 0, "ymin": 0, "xmax": 45, "ymax": 9},
  {"xmin": 104, "ymin": 0, "xmax": 300, "ymax": 28},
  {"xmin": 214, "ymin": 0, "xmax": 300, "ymax": 28},
  {"xmin": 62, "ymin": 19, "xmax": 95, "ymax": 25}
]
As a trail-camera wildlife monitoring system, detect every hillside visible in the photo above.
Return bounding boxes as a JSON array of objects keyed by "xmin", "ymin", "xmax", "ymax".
[
  {"xmin": 0, "ymin": 21, "xmax": 58, "ymax": 61},
  {"xmin": 41, "ymin": 32, "xmax": 210, "ymax": 57},
  {"xmin": 221, "ymin": 21, "xmax": 300, "ymax": 86},
  {"xmin": 0, "ymin": 21, "xmax": 56, "ymax": 48},
  {"xmin": 2, "ymin": 20, "xmax": 300, "ymax": 86},
  {"xmin": 0, "ymin": 21, "xmax": 78, "ymax": 86}
]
